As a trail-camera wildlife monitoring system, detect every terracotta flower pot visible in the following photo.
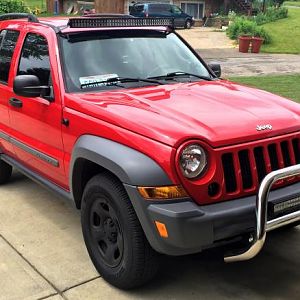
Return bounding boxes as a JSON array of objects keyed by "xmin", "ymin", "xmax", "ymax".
[
  {"xmin": 238, "ymin": 36, "xmax": 252, "ymax": 53},
  {"xmin": 251, "ymin": 37, "xmax": 264, "ymax": 53}
]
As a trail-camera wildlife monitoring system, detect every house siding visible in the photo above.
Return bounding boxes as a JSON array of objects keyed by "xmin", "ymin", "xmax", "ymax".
[
  {"xmin": 95, "ymin": 0, "xmax": 125, "ymax": 13},
  {"xmin": 46, "ymin": 0, "xmax": 224, "ymax": 20}
]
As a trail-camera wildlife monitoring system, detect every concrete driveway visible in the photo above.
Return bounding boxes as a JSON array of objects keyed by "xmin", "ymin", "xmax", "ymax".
[
  {"xmin": 198, "ymin": 48, "xmax": 300, "ymax": 77},
  {"xmin": 178, "ymin": 28, "xmax": 300, "ymax": 77},
  {"xmin": 1, "ymin": 172, "xmax": 299, "ymax": 300}
]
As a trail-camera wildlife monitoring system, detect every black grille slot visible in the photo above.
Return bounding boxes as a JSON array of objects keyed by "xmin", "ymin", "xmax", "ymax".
[
  {"xmin": 238, "ymin": 150, "xmax": 253, "ymax": 189},
  {"xmin": 222, "ymin": 153, "xmax": 237, "ymax": 193},
  {"xmin": 280, "ymin": 141, "xmax": 291, "ymax": 167},
  {"xmin": 268, "ymin": 144, "xmax": 279, "ymax": 171},
  {"xmin": 292, "ymin": 139, "xmax": 300, "ymax": 163},
  {"xmin": 254, "ymin": 147, "xmax": 266, "ymax": 183}
]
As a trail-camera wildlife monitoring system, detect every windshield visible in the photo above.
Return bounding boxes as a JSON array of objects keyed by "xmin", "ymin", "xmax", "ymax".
[{"xmin": 59, "ymin": 30, "xmax": 211, "ymax": 92}]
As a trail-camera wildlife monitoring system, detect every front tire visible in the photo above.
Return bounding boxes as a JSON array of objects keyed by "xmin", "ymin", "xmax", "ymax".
[
  {"xmin": 185, "ymin": 19, "xmax": 192, "ymax": 29},
  {"xmin": 0, "ymin": 160, "xmax": 12, "ymax": 184},
  {"xmin": 81, "ymin": 173, "xmax": 159, "ymax": 289}
]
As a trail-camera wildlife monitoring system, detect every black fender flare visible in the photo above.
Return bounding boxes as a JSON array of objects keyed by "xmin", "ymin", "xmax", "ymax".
[{"xmin": 70, "ymin": 135, "xmax": 172, "ymax": 205}]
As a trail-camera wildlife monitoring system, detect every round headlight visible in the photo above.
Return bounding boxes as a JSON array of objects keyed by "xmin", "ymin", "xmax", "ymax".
[{"xmin": 179, "ymin": 144, "xmax": 207, "ymax": 179}]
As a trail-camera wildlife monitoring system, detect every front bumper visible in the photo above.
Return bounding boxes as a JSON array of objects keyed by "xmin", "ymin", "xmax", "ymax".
[{"xmin": 124, "ymin": 180, "xmax": 300, "ymax": 256}]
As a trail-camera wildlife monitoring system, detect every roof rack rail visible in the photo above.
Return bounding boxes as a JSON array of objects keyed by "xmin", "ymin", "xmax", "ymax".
[{"xmin": 0, "ymin": 13, "xmax": 39, "ymax": 23}]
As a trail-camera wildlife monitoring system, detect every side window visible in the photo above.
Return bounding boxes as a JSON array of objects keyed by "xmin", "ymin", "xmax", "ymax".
[
  {"xmin": 131, "ymin": 5, "xmax": 144, "ymax": 13},
  {"xmin": 172, "ymin": 5, "xmax": 182, "ymax": 14},
  {"xmin": 18, "ymin": 33, "xmax": 51, "ymax": 86},
  {"xmin": 0, "ymin": 30, "xmax": 20, "ymax": 83}
]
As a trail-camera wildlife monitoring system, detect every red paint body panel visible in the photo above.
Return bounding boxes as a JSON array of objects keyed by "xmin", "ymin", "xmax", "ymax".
[{"xmin": 65, "ymin": 81, "xmax": 300, "ymax": 148}]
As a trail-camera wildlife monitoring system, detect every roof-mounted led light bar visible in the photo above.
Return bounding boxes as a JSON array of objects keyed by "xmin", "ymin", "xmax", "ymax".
[
  {"xmin": 0, "ymin": 13, "xmax": 39, "ymax": 23},
  {"xmin": 67, "ymin": 17, "xmax": 174, "ymax": 29}
]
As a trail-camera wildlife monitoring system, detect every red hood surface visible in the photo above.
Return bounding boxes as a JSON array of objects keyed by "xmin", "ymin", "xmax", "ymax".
[{"xmin": 65, "ymin": 80, "xmax": 300, "ymax": 148}]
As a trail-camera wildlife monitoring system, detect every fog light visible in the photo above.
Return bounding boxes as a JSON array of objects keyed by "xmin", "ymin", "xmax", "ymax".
[{"xmin": 138, "ymin": 185, "xmax": 188, "ymax": 200}]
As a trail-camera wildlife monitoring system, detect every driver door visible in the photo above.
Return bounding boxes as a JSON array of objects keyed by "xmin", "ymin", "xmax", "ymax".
[{"xmin": 8, "ymin": 31, "xmax": 67, "ymax": 188}]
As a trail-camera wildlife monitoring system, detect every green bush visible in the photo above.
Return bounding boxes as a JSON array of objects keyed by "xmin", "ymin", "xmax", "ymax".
[
  {"xmin": 253, "ymin": 27, "xmax": 272, "ymax": 44},
  {"xmin": 227, "ymin": 17, "xmax": 256, "ymax": 39},
  {"xmin": 253, "ymin": 7, "xmax": 288, "ymax": 25},
  {"xmin": 0, "ymin": 0, "xmax": 29, "ymax": 14},
  {"xmin": 226, "ymin": 17, "xmax": 272, "ymax": 44}
]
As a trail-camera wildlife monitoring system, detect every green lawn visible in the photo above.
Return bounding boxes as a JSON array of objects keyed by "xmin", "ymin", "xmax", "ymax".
[
  {"xmin": 283, "ymin": 1, "xmax": 300, "ymax": 7},
  {"xmin": 261, "ymin": 8, "xmax": 300, "ymax": 54},
  {"xmin": 229, "ymin": 75, "xmax": 300, "ymax": 102}
]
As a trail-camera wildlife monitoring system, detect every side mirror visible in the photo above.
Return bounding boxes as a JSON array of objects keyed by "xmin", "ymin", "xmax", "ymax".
[
  {"xmin": 13, "ymin": 75, "xmax": 50, "ymax": 98},
  {"xmin": 208, "ymin": 63, "xmax": 221, "ymax": 78}
]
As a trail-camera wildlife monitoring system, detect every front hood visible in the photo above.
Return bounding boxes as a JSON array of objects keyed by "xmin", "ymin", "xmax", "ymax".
[{"xmin": 65, "ymin": 80, "xmax": 300, "ymax": 148}]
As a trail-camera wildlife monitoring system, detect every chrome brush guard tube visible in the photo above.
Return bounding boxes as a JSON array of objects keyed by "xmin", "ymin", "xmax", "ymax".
[{"xmin": 225, "ymin": 164, "xmax": 300, "ymax": 263}]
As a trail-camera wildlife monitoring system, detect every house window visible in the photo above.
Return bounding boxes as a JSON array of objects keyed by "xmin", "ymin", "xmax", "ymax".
[{"xmin": 180, "ymin": 2, "xmax": 204, "ymax": 19}]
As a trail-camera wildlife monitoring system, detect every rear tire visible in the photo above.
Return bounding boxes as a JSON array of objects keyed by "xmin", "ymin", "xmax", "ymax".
[
  {"xmin": 0, "ymin": 160, "xmax": 12, "ymax": 184},
  {"xmin": 185, "ymin": 19, "xmax": 192, "ymax": 29},
  {"xmin": 81, "ymin": 173, "xmax": 159, "ymax": 289}
]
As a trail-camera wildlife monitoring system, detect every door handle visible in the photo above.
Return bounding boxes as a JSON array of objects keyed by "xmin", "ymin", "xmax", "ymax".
[{"xmin": 9, "ymin": 98, "xmax": 23, "ymax": 108}]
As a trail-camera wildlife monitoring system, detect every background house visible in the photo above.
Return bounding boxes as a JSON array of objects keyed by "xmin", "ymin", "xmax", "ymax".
[{"xmin": 47, "ymin": 0, "xmax": 251, "ymax": 21}]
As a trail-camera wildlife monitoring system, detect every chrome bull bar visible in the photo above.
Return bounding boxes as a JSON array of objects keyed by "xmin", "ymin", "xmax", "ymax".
[{"xmin": 225, "ymin": 164, "xmax": 300, "ymax": 263}]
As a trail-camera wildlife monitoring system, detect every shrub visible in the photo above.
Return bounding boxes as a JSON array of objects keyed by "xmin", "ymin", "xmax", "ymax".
[
  {"xmin": 0, "ymin": 0, "xmax": 29, "ymax": 14},
  {"xmin": 226, "ymin": 17, "xmax": 272, "ymax": 44},
  {"xmin": 253, "ymin": 7, "xmax": 288, "ymax": 25},
  {"xmin": 227, "ymin": 17, "xmax": 256, "ymax": 39},
  {"xmin": 253, "ymin": 27, "xmax": 272, "ymax": 44}
]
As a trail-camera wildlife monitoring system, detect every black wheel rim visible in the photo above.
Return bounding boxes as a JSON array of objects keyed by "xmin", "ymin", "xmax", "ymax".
[{"xmin": 89, "ymin": 197, "xmax": 124, "ymax": 267}]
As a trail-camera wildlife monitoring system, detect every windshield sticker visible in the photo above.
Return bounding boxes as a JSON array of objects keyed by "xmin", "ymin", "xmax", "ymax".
[{"xmin": 79, "ymin": 74, "xmax": 119, "ymax": 88}]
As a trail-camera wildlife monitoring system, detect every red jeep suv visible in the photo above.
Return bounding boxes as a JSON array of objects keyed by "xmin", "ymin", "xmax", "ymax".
[{"xmin": 0, "ymin": 13, "xmax": 299, "ymax": 289}]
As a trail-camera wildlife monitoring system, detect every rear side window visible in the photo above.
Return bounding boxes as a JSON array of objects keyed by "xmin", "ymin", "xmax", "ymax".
[
  {"xmin": 149, "ymin": 4, "xmax": 171, "ymax": 13},
  {"xmin": 18, "ymin": 33, "xmax": 51, "ymax": 86},
  {"xmin": 0, "ymin": 30, "xmax": 20, "ymax": 83}
]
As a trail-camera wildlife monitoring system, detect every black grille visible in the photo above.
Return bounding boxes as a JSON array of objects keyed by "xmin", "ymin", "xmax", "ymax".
[
  {"xmin": 268, "ymin": 144, "xmax": 279, "ymax": 170},
  {"xmin": 238, "ymin": 150, "xmax": 253, "ymax": 189},
  {"xmin": 281, "ymin": 141, "xmax": 291, "ymax": 167},
  {"xmin": 221, "ymin": 138, "xmax": 300, "ymax": 194},
  {"xmin": 293, "ymin": 139, "xmax": 300, "ymax": 163},
  {"xmin": 222, "ymin": 153, "xmax": 237, "ymax": 193},
  {"xmin": 254, "ymin": 147, "xmax": 267, "ymax": 183}
]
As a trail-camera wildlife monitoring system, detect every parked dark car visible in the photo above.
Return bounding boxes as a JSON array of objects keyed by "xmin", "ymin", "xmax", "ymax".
[{"xmin": 130, "ymin": 3, "xmax": 194, "ymax": 28}]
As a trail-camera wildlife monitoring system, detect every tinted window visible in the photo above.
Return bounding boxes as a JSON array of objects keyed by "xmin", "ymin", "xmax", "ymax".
[
  {"xmin": 172, "ymin": 5, "xmax": 182, "ymax": 14},
  {"xmin": 149, "ymin": 4, "xmax": 171, "ymax": 13},
  {"xmin": 18, "ymin": 33, "xmax": 51, "ymax": 86},
  {"xmin": 131, "ymin": 4, "xmax": 144, "ymax": 13},
  {"xmin": 0, "ymin": 30, "xmax": 20, "ymax": 83}
]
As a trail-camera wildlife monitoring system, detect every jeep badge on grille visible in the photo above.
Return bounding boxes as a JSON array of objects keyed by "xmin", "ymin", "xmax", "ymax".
[{"xmin": 256, "ymin": 124, "xmax": 273, "ymax": 131}]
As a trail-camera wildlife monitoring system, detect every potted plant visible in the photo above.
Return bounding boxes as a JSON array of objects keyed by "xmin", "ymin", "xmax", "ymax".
[
  {"xmin": 251, "ymin": 29, "xmax": 265, "ymax": 53},
  {"xmin": 238, "ymin": 34, "xmax": 252, "ymax": 53}
]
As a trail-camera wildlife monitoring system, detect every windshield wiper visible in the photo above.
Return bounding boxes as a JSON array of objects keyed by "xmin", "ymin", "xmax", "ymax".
[
  {"xmin": 148, "ymin": 71, "xmax": 212, "ymax": 81},
  {"xmin": 81, "ymin": 76, "xmax": 163, "ymax": 89}
]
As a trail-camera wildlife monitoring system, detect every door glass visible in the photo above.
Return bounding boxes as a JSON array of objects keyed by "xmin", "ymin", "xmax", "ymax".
[
  {"xmin": 172, "ymin": 5, "xmax": 182, "ymax": 14},
  {"xmin": 150, "ymin": 4, "xmax": 170, "ymax": 13},
  {"xmin": 18, "ymin": 33, "xmax": 51, "ymax": 86},
  {"xmin": 0, "ymin": 30, "xmax": 20, "ymax": 83}
]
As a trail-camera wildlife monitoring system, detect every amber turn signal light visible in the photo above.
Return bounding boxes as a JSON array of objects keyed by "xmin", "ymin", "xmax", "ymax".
[
  {"xmin": 155, "ymin": 221, "xmax": 168, "ymax": 238},
  {"xmin": 137, "ymin": 185, "xmax": 188, "ymax": 200}
]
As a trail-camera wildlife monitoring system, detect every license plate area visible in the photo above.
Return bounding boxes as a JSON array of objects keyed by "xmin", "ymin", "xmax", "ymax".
[{"xmin": 268, "ymin": 196, "xmax": 300, "ymax": 219}]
